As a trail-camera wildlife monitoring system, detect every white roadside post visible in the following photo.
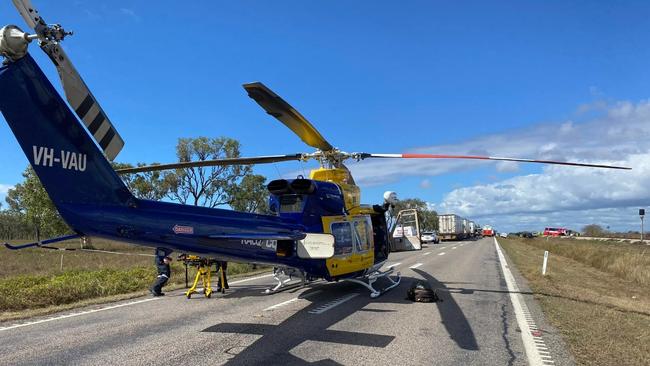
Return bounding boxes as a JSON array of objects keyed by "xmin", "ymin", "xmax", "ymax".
[
  {"xmin": 542, "ymin": 251, "xmax": 549, "ymax": 275},
  {"xmin": 640, "ymin": 209, "xmax": 645, "ymax": 242}
]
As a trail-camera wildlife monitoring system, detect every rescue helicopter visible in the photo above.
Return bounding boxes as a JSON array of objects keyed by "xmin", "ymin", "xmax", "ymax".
[{"xmin": 0, "ymin": 0, "xmax": 630, "ymax": 297}]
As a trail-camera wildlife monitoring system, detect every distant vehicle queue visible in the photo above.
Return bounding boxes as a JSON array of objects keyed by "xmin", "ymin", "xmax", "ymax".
[{"xmin": 422, "ymin": 215, "xmax": 580, "ymax": 242}]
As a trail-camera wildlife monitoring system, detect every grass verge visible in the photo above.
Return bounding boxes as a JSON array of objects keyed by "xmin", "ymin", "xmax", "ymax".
[
  {"xmin": 499, "ymin": 237, "xmax": 650, "ymax": 366},
  {"xmin": 1, "ymin": 237, "xmax": 266, "ymax": 318}
]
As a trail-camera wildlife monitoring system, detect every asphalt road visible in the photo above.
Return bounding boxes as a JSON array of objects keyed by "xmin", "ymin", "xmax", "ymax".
[{"xmin": 0, "ymin": 238, "xmax": 572, "ymax": 365}]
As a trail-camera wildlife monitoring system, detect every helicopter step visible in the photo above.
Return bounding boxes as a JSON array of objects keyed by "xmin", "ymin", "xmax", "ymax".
[{"xmin": 344, "ymin": 267, "xmax": 401, "ymax": 298}]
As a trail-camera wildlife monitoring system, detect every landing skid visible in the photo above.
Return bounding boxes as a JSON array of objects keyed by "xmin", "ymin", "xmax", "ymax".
[
  {"xmin": 345, "ymin": 267, "xmax": 401, "ymax": 298},
  {"xmin": 264, "ymin": 267, "xmax": 308, "ymax": 294}
]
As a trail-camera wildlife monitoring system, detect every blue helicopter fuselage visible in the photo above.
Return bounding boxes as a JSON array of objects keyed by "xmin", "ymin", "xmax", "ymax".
[{"xmin": 0, "ymin": 54, "xmax": 388, "ymax": 281}]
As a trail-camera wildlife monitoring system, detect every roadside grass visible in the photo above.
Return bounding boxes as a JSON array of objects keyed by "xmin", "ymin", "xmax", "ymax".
[
  {"xmin": 499, "ymin": 237, "xmax": 650, "ymax": 366},
  {"xmin": 517, "ymin": 237, "xmax": 650, "ymax": 287},
  {"xmin": 0, "ymin": 237, "xmax": 264, "ymax": 315},
  {"xmin": 1, "ymin": 238, "xmax": 155, "ymax": 278}
]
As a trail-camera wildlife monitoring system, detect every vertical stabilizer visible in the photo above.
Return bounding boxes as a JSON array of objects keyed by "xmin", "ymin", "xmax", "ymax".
[{"xmin": 0, "ymin": 54, "xmax": 133, "ymax": 214}]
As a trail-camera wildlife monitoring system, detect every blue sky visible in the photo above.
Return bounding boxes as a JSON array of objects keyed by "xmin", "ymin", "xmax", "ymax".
[{"xmin": 1, "ymin": 1, "xmax": 649, "ymax": 232}]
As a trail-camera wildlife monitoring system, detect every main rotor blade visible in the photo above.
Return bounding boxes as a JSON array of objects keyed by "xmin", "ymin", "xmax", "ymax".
[
  {"xmin": 360, "ymin": 153, "xmax": 632, "ymax": 170},
  {"xmin": 243, "ymin": 82, "xmax": 334, "ymax": 151},
  {"xmin": 115, "ymin": 154, "xmax": 304, "ymax": 174}
]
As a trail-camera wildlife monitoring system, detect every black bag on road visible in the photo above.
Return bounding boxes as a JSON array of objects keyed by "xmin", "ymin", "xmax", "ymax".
[{"xmin": 407, "ymin": 280, "xmax": 440, "ymax": 302}]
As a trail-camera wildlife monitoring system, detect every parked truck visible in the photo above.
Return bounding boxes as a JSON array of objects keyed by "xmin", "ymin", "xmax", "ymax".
[
  {"xmin": 438, "ymin": 214, "xmax": 466, "ymax": 241},
  {"xmin": 468, "ymin": 221, "xmax": 477, "ymax": 238}
]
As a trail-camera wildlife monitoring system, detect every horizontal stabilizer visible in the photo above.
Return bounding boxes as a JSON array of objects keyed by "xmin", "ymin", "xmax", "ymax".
[{"xmin": 4, "ymin": 234, "xmax": 80, "ymax": 250}]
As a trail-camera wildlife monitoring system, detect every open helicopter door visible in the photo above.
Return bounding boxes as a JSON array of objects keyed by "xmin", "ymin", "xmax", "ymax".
[{"xmin": 389, "ymin": 209, "xmax": 422, "ymax": 251}]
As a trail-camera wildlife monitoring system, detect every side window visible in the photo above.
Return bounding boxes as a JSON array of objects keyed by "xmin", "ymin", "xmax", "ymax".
[
  {"xmin": 331, "ymin": 222, "xmax": 353, "ymax": 256},
  {"xmin": 353, "ymin": 220, "xmax": 371, "ymax": 252}
]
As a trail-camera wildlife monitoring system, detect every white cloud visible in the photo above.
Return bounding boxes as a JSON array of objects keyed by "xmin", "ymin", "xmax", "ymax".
[
  {"xmin": 0, "ymin": 184, "xmax": 12, "ymax": 195},
  {"xmin": 0, "ymin": 184, "xmax": 13, "ymax": 209},
  {"xmin": 120, "ymin": 8, "xmax": 141, "ymax": 22},
  {"xmin": 495, "ymin": 161, "xmax": 519, "ymax": 173},
  {"xmin": 437, "ymin": 152, "xmax": 648, "ymax": 217},
  {"xmin": 429, "ymin": 100, "xmax": 650, "ymax": 231},
  {"xmin": 347, "ymin": 99, "xmax": 650, "ymax": 187},
  {"xmin": 419, "ymin": 179, "xmax": 431, "ymax": 189},
  {"xmin": 346, "ymin": 100, "xmax": 650, "ymax": 231}
]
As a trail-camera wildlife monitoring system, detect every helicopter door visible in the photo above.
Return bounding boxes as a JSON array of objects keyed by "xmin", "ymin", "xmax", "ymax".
[
  {"xmin": 325, "ymin": 217, "xmax": 375, "ymax": 277},
  {"xmin": 390, "ymin": 209, "xmax": 422, "ymax": 251}
]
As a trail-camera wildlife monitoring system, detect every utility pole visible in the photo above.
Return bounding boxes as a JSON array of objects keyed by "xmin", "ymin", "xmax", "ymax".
[{"xmin": 640, "ymin": 209, "xmax": 645, "ymax": 242}]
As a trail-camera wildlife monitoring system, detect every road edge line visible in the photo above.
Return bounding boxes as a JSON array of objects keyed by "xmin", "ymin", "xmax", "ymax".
[
  {"xmin": 494, "ymin": 237, "xmax": 545, "ymax": 366},
  {"xmin": 0, "ymin": 297, "xmax": 160, "ymax": 332}
]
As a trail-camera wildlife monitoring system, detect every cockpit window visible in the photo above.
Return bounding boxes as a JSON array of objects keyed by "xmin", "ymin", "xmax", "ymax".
[{"xmin": 279, "ymin": 194, "xmax": 305, "ymax": 213}]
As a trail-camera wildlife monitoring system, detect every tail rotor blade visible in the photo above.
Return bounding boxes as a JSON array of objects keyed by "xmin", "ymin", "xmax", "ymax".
[
  {"xmin": 11, "ymin": 0, "xmax": 39, "ymax": 29},
  {"xmin": 41, "ymin": 43, "xmax": 125, "ymax": 160},
  {"xmin": 11, "ymin": 0, "xmax": 124, "ymax": 160},
  {"xmin": 360, "ymin": 153, "xmax": 632, "ymax": 170}
]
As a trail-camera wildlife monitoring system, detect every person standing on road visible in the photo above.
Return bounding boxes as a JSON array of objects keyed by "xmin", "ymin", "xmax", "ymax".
[
  {"xmin": 150, "ymin": 255, "xmax": 172, "ymax": 296},
  {"xmin": 217, "ymin": 261, "xmax": 229, "ymax": 292}
]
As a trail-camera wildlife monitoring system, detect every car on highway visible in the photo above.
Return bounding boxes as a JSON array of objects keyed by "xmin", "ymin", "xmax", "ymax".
[
  {"xmin": 499, "ymin": 232, "xmax": 508, "ymax": 238},
  {"xmin": 421, "ymin": 231, "xmax": 440, "ymax": 244}
]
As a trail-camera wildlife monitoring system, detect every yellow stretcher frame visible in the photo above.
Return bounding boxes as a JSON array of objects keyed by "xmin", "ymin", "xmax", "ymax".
[{"xmin": 185, "ymin": 261, "xmax": 213, "ymax": 298}]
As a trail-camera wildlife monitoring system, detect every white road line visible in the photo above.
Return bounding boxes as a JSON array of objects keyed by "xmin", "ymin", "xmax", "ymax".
[
  {"xmin": 309, "ymin": 293, "xmax": 359, "ymax": 314},
  {"xmin": 0, "ymin": 273, "xmax": 279, "ymax": 332},
  {"xmin": 0, "ymin": 298, "xmax": 160, "ymax": 332},
  {"xmin": 263, "ymin": 290, "xmax": 322, "ymax": 311},
  {"xmin": 386, "ymin": 262, "xmax": 401, "ymax": 268},
  {"xmin": 495, "ymin": 238, "xmax": 549, "ymax": 366},
  {"xmin": 229, "ymin": 273, "xmax": 275, "ymax": 285},
  {"xmin": 409, "ymin": 263, "xmax": 423, "ymax": 269},
  {"xmin": 423, "ymin": 252, "xmax": 432, "ymax": 256},
  {"xmin": 438, "ymin": 252, "xmax": 446, "ymax": 256}
]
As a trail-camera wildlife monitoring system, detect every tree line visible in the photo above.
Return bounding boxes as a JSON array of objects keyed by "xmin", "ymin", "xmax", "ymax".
[
  {"xmin": 0, "ymin": 137, "xmax": 270, "ymax": 240},
  {"xmin": 1, "ymin": 135, "xmax": 440, "ymax": 240}
]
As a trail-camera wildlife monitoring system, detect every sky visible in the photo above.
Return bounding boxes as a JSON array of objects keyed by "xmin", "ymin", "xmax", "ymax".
[{"xmin": 1, "ymin": 1, "xmax": 649, "ymax": 232}]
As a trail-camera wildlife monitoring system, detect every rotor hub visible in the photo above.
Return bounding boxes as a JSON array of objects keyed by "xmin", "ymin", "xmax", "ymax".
[{"xmin": 0, "ymin": 25, "xmax": 30, "ymax": 62}]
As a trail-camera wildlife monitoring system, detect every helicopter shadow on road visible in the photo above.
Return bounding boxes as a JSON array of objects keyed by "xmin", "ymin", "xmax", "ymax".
[
  {"xmin": 201, "ymin": 273, "xmax": 479, "ymax": 365},
  {"xmin": 218, "ymin": 279, "xmax": 328, "ymax": 299},
  {"xmin": 411, "ymin": 268, "xmax": 479, "ymax": 351},
  {"xmin": 201, "ymin": 279, "xmax": 411, "ymax": 365}
]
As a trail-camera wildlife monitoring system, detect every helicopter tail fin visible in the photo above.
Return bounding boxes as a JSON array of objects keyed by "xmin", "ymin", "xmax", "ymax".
[{"xmin": 0, "ymin": 54, "xmax": 134, "ymax": 211}]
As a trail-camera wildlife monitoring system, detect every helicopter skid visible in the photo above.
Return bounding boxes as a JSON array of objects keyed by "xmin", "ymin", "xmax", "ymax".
[
  {"xmin": 264, "ymin": 267, "xmax": 306, "ymax": 294},
  {"xmin": 345, "ymin": 267, "xmax": 401, "ymax": 298}
]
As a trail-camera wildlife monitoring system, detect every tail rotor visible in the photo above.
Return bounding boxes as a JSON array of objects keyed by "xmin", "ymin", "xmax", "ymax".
[{"xmin": 3, "ymin": 0, "xmax": 125, "ymax": 160}]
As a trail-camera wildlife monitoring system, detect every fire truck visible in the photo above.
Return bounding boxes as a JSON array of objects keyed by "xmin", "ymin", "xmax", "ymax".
[{"xmin": 482, "ymin": 225, "xmax": 494, "ymax": 237}]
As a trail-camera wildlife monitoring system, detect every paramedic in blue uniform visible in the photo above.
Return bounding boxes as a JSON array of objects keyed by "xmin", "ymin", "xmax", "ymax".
[{"xmin": 150, "ymin": 255, "xmax": 172, "ymax": 296}]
